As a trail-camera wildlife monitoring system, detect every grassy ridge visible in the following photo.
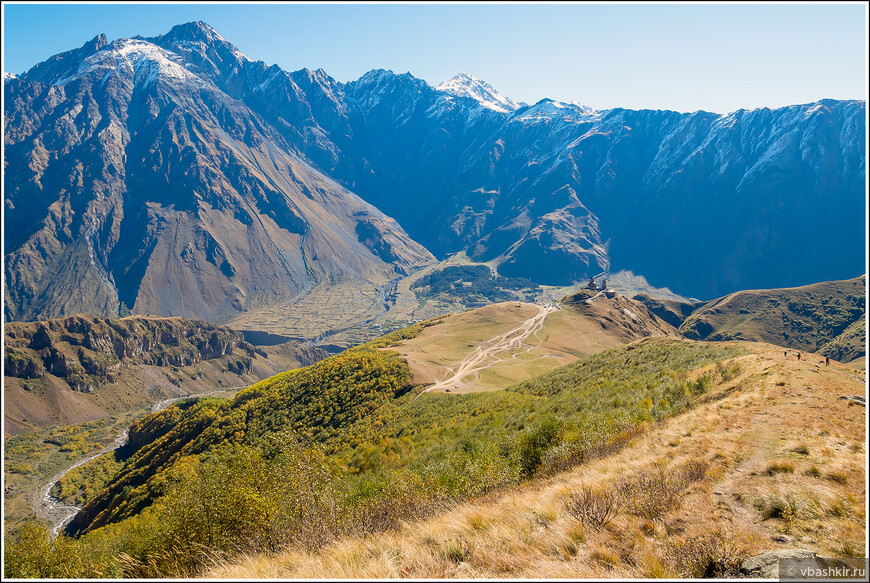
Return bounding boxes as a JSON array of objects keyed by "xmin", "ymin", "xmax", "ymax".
[
  {"xmin": 6, "ymin": 335, "xmax": 745, "ymax": 578},
  {"xmin": 343, "ymin": 338, "xmax": 744, "ymax": 477},
  {"xmin": 679, "ymin": 276, "xmax": 865, "ymax": 354},
  {"xmin": 818, "ymin": 314, "xmax": 866, "ymax": 363},
  {"xmin": 73, "ymin": 336, "xmax": 742, "ymax": 535}
]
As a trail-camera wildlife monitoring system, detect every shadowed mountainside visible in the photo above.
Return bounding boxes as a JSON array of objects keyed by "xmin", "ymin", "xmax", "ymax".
[{"xmin": 3, "ymin": 26, "xmax": 433, "ymax": 325}]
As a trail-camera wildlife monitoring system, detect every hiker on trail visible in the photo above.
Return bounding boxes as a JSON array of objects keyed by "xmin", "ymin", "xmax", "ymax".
[
  {"xmin": 797, "ymin": 353, "xmax": 801, "ymax": 361},
  {"xmin": 784, "ymin": 351, "xmax": 788, "ymax": 357},
  {"xmin": 825, "ymin": 356, "xmax": 830, "ymax": 366}
]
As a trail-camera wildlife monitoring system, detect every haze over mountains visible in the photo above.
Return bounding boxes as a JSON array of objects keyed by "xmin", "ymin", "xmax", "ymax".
[{"xmin": 3, "ymin": 21, "xmax": 866, "ymax": 328}]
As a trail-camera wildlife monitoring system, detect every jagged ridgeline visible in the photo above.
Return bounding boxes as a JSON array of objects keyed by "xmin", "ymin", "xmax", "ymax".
[
  {"xmin": 3, "ymin": 21, "xmax": 865, "ymax": 331},
  {"xmin": 3, "ymin": 314, "xmax": 328, "ymax": 435},
  {"xmin": 59, "ymin": 328, "xmax": 743, "ymax": 564}
]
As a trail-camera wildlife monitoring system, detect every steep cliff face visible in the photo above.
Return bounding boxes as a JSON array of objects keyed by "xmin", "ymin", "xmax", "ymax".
[
  {"xmin": 2, "ymin": 314, "xmax": 329, "ymax": 435},
  {"xmin": 3, "ymin": 25, "xmax": 433, "ymax": 324},
  {"xmin": 5, "ymin": 315, "xmax": 255, "ymax": 389}
]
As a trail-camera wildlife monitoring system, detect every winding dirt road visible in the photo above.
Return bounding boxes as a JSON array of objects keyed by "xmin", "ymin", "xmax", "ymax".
[
  {"xmin": 417, "ymin": 304, "xmax": 557, "ymax": 398},
  {"xmin": 35, "ymin": 389, "xmax": 237, "ymax": 538}
]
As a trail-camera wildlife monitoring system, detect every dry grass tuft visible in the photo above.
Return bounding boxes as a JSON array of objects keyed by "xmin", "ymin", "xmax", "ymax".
[
  {"xmin": 804, "ymin": 466, "xmax": 822, "ymax": 478},
  {"xmin": 618, "ymin": 459, "xmax": 708, "ymax": 520},
  {"xmin": 438, "ymin": 535, "xmax": 471, "ymax": 564},
  {"xmin": 590, "ymin": 546, "xmax": 619, "ymax": 569},
  {"xmin": 564, "ymin": 485, "xmax": 622, "ymax": 529},
  {"xmin": 789, "ymin": 444, "xmax": 810, "ymax": 455},
  {"xmin": 763, "ymin": 460, "xmax": 795, "ymax": 475},
  {"xmin": 666, "ymin": 528, "xmax": 751, "ymax": 578},
  {"xmin": 825, "ymin": 470, "xmax": 849, "ymax": 485}
]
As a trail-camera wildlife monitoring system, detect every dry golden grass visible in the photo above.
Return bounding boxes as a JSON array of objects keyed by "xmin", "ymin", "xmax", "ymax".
[
  {"xmin": 204, "ymin": 341, "xmax": 865, "ymax": 579},
  {"xmin": 392, "ymin": 297, "xmax": 675, "ymax": 394}
]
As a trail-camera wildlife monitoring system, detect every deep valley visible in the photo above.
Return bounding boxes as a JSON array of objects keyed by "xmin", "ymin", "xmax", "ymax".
[{"xmin": 2, "ymin": 16, "xmax": 866, "ymax": 582}]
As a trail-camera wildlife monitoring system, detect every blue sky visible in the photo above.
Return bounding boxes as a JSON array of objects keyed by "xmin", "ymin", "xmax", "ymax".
[{"xmin": 2, "ymin": 2, "xmax": 867, "ymax": 113}]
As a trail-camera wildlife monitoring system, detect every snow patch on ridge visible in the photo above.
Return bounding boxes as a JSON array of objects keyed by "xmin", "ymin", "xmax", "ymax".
[
  {"xmin": 52, "ymin": 39, "xmax": 200, "ymax": 88},
  {"xmin": 436, "ymin": 72, "xmax": 520, "ymax": 113},
  {"xmin": 514, "ymin": 99, "xmax": 599, "ymax": 123}
]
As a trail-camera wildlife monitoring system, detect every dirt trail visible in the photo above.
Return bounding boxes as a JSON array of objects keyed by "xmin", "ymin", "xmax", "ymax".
[
  {"xmin": 699, "ymin": 347, "xmax": 866, "ymax": 545},
  {"xmin": 417, "ymin": 305, "xmax": 556, "ymax": 397}
]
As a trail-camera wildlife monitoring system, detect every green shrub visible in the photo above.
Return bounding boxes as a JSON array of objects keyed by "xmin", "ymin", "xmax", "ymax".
[
  {"xmin": 161, "ymin": 432, "xmax": 339, "ymax": 553},
  {"xmin": 517, "ymin": 418, "xmax": 563, "ymax": 478},
  {"xmin": 691, "ymin": 374, "xmax": 712, "ymax": 395},
  {"xmin": 3, "ymin": 520, "xmax": 101, "ymax": 578}
]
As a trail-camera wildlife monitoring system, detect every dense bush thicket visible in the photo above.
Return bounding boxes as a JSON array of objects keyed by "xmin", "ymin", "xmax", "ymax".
[
  {"xmin": 52, "ymin": 453, "xmax": 125, "ymax": 506},
  {"xmin": 5, "ymin": 336, "xmax": 744, "ymax": 578},
  {"xmin": 67, "ymin": 348, "xmax": 412, "ymax": 534}
]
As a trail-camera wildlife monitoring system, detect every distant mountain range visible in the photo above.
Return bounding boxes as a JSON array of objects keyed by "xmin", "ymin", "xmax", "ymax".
[{"xmin": 4, "ymin": 21, "xmax": 866, "ymax": 325}]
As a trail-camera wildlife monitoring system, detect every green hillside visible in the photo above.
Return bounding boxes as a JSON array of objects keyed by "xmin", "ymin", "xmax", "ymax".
[
  {"xmin": 6, "ymin": 324, "xmax": 745, "ymax": 578},
  {"xmin": 679, "ymin": 276, "xmax": 865, "ymax": 356},
  {"xmin": 818, "ymin": 314, "xmax": 866, "ymax": 364}
]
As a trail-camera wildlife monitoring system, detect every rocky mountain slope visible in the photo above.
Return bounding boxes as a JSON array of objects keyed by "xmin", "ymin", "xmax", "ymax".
[
  {"xmin": 188, "ymin": 22, "xmax": 861, "ymax": 299},
  {"xmin": 3, "ymin": 24, "xmax": 433, "ymax": 325},
  {"xmin": 4, "ymin": 21, "xmax": 865, "ymax": 328},
  {"xmin": 630, "ymin": 293, "xmax": 698, "ymax": 328},
  {"xmin": 3, "ymin": 314, "xmax": 328, "ymax": 435}
]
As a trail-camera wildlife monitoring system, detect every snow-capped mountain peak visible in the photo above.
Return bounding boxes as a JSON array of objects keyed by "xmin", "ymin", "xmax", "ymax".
[
  {"xmin": 51, "ymin": 38, "xmax": 199, "ymax": 88},
  {"xmin": 513, "ymin": 98, "xmax": 599, "ymax": 123},
  {"xmin": 159, "ymin": 21, "xmax": 252, "ymax": 63},
  {"xmin": 435, "ymin": 72, "xmax": 520, "ymax": 113}
]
